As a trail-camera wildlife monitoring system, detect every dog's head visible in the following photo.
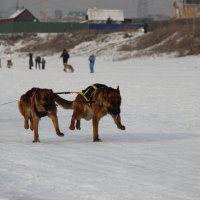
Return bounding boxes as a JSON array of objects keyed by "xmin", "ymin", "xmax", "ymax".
[
  {"xmin": 103, "ymin": 86, "xmax": 121, "ymax": 116},
  {"xmin": 35, "ymin": 89, "xmax": 55, "ymax": 111}
]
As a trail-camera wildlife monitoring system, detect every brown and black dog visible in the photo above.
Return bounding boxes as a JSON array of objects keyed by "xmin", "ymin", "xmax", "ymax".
[
  {"xmin": 63, "ymin": 64, "xmax": 74, "ymax": 72},
  {"xmin": 68, "ymin": 83, "xmax": 126, "ymax": 142},
  {"xmin": 18, "ymin": 88, "xmax": 67, "ymax": 143}
]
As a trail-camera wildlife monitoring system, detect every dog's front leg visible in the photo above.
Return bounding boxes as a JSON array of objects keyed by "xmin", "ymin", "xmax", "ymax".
[
  {"xmin": 33, "ymin": 117, "xmax": 40, "ymax": 143},
  {"xmin": 24, "ymin": 117, "xmax": 29, "ymax": 129},
  {"xmin": 69, "ymin": 112, "xmax": 76, "ymax": 130},
  {"xmin": 92, "ymin": 116, "xmax": 101, "ymax": 142},
  {"xmin": 30, "ymin": 116, "xmax": 33, "ymax": 131},
  {"xmin": 112, "ymin": 114, "xmax": 125, "ymax": 130},
  {"xmin": 49, "ymin": 114, "xmax": 64, "ymax": 137}
]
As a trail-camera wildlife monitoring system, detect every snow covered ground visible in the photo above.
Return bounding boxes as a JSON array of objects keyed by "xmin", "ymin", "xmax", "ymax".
[{"xmin": 0, "ymin": 49, "xmax": 200, "ymax": 200}]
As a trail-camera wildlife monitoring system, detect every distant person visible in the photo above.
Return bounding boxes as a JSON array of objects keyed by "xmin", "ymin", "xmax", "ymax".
[
  {"xmin": 35, "ymin": 56, "xmax": 41, "ymax": 69},
  {"xmin": 60, "ymin": 49, "xmax": 70, "ymax": 71},
  {"xmin": 106, "ymin": 17, "xmax": 112, "ymax": 24},
  {"xmin": 6, "ymin": 53, "xmax": 13, "ymax": 68},
  {"xmin": 88, "ymin": 54, "xmax": 96, "ymax": 73},
  {"xmin": 144, "ymin": 23, "xmax": 148, "ymax": 34},
  {"xmin": 29, "ymin": 53, "xmax": 33, "ymax": 70},
  {"xmin": 41, "ymin": 58, "xmax": 46, "ymax": 70}
]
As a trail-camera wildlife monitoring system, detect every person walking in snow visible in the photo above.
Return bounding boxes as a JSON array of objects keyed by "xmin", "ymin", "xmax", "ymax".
[
  {"xmin": 60, "ymin": 49, "xmax": 70, "ymax": 71},
  {"xmin": 88, "ymin": 54, "xmax": 96, "ymax": 73},
  {"xmin": 41, "ymin": 58, "xmax": 46, "ymax": 70},
  {"xmin": 35, "ymin": 56, "xmax": 41, "ymax": 69},
  {"xmin": 29, "ymin": 53, "xmax": 33, "ymax": 70}
]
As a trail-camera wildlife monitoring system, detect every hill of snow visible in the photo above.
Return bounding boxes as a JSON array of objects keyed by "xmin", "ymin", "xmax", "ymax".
[{"xmin": 0, "ymin": 30, "xmax": 145, "ymax": 61}]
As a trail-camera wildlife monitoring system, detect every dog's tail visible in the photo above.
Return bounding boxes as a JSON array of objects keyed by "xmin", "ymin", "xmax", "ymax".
[{"xmin": 54, "ymin": 94, "xmax": 73, "ymax": 109}]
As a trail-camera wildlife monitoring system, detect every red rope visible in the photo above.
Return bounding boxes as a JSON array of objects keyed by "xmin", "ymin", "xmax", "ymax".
[{"xmin": 55, "ymin": 92, "xmax": 79, "ymax": 95}]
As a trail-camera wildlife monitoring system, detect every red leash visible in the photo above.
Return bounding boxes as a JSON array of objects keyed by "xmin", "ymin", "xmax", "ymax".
[{"xmin": 55, "ymin": 92, "xmax": 79, "ymax": 95}]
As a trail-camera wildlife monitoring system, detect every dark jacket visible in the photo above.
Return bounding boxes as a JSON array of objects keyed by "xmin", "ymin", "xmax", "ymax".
[
  {"xmin": 89, "ymin": 55, "xmax": 95, "ymax": 64},
  {"xmin": 29, "ymin": 53, "xmax": 33, "ymax": 67},
  {"xmin": 60, "ymin": 50, "xmax": 70, "ymax": 63}
]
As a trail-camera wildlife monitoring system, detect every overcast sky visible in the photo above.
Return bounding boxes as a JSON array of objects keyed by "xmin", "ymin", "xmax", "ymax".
[{"xmin": 0, "ymin": 0, "xmax": 176, "ymax": 18}]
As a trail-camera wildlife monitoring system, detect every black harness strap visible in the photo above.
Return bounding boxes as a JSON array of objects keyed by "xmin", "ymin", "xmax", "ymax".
[{"xmin": 80, "ymin": 84, "xmax": 107, "ymax": 106}]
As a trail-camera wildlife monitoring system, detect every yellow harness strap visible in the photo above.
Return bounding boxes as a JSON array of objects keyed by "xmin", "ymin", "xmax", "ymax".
[{"xmin": 80, "ymin": 85, "xmax": 97, "ymax": 105}]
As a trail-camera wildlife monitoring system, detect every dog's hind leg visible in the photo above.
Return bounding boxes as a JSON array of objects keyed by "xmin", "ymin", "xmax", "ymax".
[
  {"xmin": 69, "ymin": 112, "xmax": 81, "ymax": 130},
  {"xmin": 75, "ymin": 120, "xmax": 81, "ymax": 130},
  {"xmin": 30, "ymin": 116, "xmax": 33, "ymax": 131},
  {"xmin": 112, "ymin": 114, "xmax": 125, "ymax": 130},
  {"xmin": 69, "ymin": 114, "xmax": 76, "ymax": 130},
  {"xmin": 49, "ymin": 114, "xmax": 64, "ymax": 137}
]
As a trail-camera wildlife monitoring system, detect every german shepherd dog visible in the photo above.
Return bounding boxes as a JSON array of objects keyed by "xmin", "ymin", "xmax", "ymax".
[
  {"xmin": 68, "ymin": 83, "xmax": 126, "ymax": 142},
  {"xmin": 63, "ymin": 64, "xmax": 74, "ymax": 72},
  {"xmin": 18, "ymin": 88, "xmax": 66, "ymax": 143}
]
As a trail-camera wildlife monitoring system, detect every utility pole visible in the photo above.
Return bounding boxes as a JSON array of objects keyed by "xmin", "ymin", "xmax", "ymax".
[
  {"xmin": 16, "ymin": 0, "xmax": 19, "ymax": 10},
  {"xmin": 40, "ymin": 0, "xmax": 49, "ymax": 21},
  {"xmin": 137, "ymin": 0, "xmax": 148, "ymax": 18},
  {"xmin": 44, "ymin": 0, "xmax": 49, "ymax": 20}
]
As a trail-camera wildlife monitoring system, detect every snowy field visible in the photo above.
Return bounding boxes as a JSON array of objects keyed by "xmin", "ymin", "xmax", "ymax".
[{"xmin": 0, "ymin": 53, "xmax": 200, "ymax": 200}]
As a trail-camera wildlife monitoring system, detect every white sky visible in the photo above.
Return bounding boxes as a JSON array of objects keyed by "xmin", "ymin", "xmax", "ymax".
[{"xmin": 0, "ymin": 0, "xmax": 176, "ymax": 18}]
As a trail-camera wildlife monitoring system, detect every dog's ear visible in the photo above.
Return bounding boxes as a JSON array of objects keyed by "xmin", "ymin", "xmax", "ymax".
[
  {"xmin": 50, "ymin": 89, "xmax": 54, "ymax": 95},
  {"xmin": 50, "ymin": 89, "xmax": 55, "ymax": 100},
  {"xmin": 116, "ymin": 86, "xmax": 120, "ymax": 94}
]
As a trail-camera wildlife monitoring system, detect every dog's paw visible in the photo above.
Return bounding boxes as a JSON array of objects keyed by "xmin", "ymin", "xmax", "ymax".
[
  {"xmin": 24, "ymin": 124, "xmax": 29, "ymax": 129},
  {"xmin": 58, "ymin": 132, "xmax": 64, "ymax": 137},
  {"xmin": 93, "ymin": 138, "xmax": 102, "ymax": 142},
  {"xmin": 76, "ymin": 126, "xmax": 81, "ymax": 130},
  {"xmin": 69, "ymin": 125, "xmax": 75, "ymax": 130},
  {"xmin": 32, "ymin": 140, "xmax": 40, "ymax": 143},
  {"xmin": 118, "ymin": 125, "xmax": 126, "ymax": 130}
]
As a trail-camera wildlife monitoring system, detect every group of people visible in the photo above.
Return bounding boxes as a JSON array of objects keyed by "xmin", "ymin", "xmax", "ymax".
[
  {"xmin": 29, "ymin": 53, "xmax": 46, "ymax": 70},
  {"xmin": 60, "ymin": 49, "xmax": 96, "ymax": 73},
  {"xmin": 2, "ymin": 50, "xmax": 96, "ymax": 72},
  {"xmin": 28, "ymin": 50, "xmax": 96, "ymax": 73}
]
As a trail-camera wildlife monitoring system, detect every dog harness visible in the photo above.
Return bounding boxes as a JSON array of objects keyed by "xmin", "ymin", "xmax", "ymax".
[
  {"xmin": 80, "ymin": 84, "xmax": 107, "ymax": 106},
  {"xmin": 80, "ymin": 85, "xmax": 97, "ymax": 106}
]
